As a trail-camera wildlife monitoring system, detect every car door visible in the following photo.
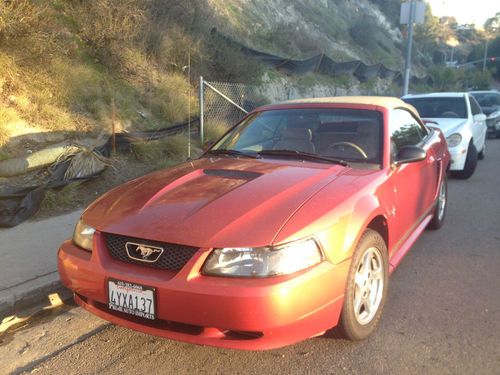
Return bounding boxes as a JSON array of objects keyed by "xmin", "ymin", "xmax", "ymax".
[
  {"xmin": 468, "ymin": 95, "xmax": 487, "ymax": 151},
  {"xmin": 387, "ymin": 109, "xmax": 439, "ymax": 253}
]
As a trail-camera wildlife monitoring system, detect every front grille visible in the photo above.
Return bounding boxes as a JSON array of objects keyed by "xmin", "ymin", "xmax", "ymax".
[{"xmin": 104, "ymin": 233, "xmax": 199, "ymax": 270}]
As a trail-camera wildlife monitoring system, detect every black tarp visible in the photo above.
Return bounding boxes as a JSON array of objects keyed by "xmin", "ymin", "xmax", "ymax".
[
  {"xmin": 0, "ymin": 119, "xmax": 198, "ymax": 227},
  {"xmin": 217, "ymin": 32, "xmax": 417, "ymax": 83},
  {"xmin": 277, "ymin": 55, "xmax": 323, "ymax": 75},
  {"xmin": 317, "ymin": 57, "xmax": 360, "ymax": 76},
  {"xmin": 0, "ymin": 148, "xmax": 105, "ymax": 228},
  {"xmin": 354, "ymin": 63, "xmax": 382, "ymax": 82}
]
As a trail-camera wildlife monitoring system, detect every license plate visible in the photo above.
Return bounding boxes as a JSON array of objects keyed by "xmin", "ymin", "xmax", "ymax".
[{"xmin": 108, "ymin": 279, "xmax": 156, "ymax": 320}]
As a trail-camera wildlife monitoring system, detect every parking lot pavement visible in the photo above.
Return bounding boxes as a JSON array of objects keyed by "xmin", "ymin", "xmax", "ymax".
[
  {"xmin": 0, "ymin": 210, "xmax": 82, "ymax": 319},
  {"xmin": 1, "ymin": 141, "xmax": 499, "ymax": 374}
]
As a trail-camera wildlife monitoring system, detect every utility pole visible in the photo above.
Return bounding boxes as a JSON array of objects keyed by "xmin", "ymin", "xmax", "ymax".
[
  {"xmin": 403, "ymin": 0, "xmax": 416, "ymax": 96},
  {"xmin": 483, "ymin": 39, "xmax": 489, "ymax": 72},
  {"xmin": 199, "ymin": 76, "xmax": 204, "ymax": 144}
]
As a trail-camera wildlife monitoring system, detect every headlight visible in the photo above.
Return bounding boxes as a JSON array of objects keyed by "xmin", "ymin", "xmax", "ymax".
[
  {"xmin": 446, "ymin": 133, "xmax": 462, "ymax": 148},
  {"xmin": 73, "ymin": 218, "xmax": 95, "ymax": 251},
  {"xmin": 202, "ymin": 238, "xmax": 323, "ymax": 277}
]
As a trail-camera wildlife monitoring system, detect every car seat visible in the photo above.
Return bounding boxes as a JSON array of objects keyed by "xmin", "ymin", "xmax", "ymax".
[{"xmin": 273, "ymin": 128, "xmax": 315, "ymax": 153}]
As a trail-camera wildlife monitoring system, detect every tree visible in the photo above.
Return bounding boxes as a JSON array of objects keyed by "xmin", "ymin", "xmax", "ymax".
[
  {"xmin": 413, "ymin": 3, "xmax": 456, "ymax": 66},
  {"xmin": 484, "ymin": 12, "xmax": 500, "ymax": 37},
  {"xmin": 468, "ymin": 36, "xmax": 500, "ymax": 80}
]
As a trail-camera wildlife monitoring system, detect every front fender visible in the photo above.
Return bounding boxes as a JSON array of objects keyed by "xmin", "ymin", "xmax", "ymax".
[
  {"xmin": 314, "ymin": 194, "xmax": 386, "ymax": 264},
  {"xmin": 273, "ymin": 183, "xmax": 387, "ymax": 265}
]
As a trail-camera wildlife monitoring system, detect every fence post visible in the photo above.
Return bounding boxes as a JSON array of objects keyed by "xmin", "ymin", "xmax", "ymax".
[{"xmin": 199, "ymin": 76, "xmax": 204, "ymax": 145}]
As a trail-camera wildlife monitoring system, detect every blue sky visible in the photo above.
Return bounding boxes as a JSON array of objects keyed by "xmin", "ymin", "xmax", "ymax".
[{"xmin": 427, "ymin": 0, "xmax": 499, "ymax": 26}]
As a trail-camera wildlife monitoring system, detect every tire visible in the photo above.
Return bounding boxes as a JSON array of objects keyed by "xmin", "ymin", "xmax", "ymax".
[
  {"xmin": 428, "ymin": 175, "xmax": 447, "ymax": 230},
  {"xmin": 478, "ymin": 143, "xmax": 486, "ymax": 160},
  {"xmin": 338, "ymin": 229, "xmax": 388, "ymax": 341},
  {"xmin": 451, "ymin": 142, "xmax": 477, "ymax": 179}
]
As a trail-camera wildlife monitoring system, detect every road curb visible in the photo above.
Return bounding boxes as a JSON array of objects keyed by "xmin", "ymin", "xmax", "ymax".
[{"xmin": 0, "ymin": 273, "xmax": 72, "ymax": 321}]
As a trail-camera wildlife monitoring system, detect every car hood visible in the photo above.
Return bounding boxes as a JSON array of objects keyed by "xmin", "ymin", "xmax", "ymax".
[
  {"xmin": 83, "ymin": 157, "xmax": 350, "ymax": 248},
  {"xmin": 481, "ymin": 105, "xmax": 500, "ymax": 116},
  {"xmin": 422, "ymin": 118, "xmax": 468, "ymax": 137}
]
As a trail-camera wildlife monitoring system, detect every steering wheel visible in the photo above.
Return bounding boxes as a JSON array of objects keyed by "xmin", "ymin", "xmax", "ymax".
[
  {"xmin": 328, "ymin": 142, "xmax": 368, "ymax": 159},
  {"xmin": 441, "ymin": 111, "xmax": 459, "ymax": 118}
]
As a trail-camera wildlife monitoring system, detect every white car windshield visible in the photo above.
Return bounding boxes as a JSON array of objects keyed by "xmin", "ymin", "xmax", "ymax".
[{"xmin": 404, "ymin": 97, "xmax": 467, "ymax": 119}]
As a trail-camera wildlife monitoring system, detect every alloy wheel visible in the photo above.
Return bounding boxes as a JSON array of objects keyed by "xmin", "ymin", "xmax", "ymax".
[{"xmin": 353, "ymin": 247, "xmax": 385, "ymax": 325}]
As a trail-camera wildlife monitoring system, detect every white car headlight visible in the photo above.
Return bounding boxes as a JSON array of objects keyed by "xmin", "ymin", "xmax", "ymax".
[
  {"xmin": 446, "ymin": 133, "xmax": 462, "ymax": 148},
  {"xmin": 202, "ymin": 238, "xmax": 323, "ymax": 277},
  {"xmin": 73, "ymin": 218, "xmax": 95, "ymax": 251},
  {"xmin": 487, "ymin": 111, "xmax": 500, "ymax": 119}
]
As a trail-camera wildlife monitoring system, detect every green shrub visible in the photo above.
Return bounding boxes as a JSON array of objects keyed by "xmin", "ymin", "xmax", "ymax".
[
  {"xmin": 349, "ymin": 15, "xmax": 379, "ymax": 48},
  {"xmin": 466, "ymin": 70, "xmax": 493, "ymax": 90}
]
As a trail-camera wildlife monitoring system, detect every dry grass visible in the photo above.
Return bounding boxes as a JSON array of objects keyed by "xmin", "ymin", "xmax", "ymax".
[
  {"xmin": 132, "ymin": 133, "xmax": 201, "ymax": 169},
  {"xmin": 70, "ymin": 0, "xmax": 146, "ymax": 51},
  {"xmin": 204, "ymin": 121, "xmax": 231, "ymax": 142},
  {"xmin": 0, "ymin": 107, "xmax": 19, "ymax": 147},
  {"xmin": 0, "ymin": 0, "xmax": 263, "ymax": 159},
  {"xmin": 39, "ymin": 182, "xmax": 83, "ymax": 212},
  {"xmin": 0, "ymin": 1, "xmax": 48, "ymax": 42},
  {"xmin": 146, "ymin": 73, "xmax": 198, "ymax": 127}
]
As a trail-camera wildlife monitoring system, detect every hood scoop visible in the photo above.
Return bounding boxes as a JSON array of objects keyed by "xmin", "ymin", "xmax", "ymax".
[{"xmin": 203, "ymin": 169, "xmax": 262, "ymax": 180}]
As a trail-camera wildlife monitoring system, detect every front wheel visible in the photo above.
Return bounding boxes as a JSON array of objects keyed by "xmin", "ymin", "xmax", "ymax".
[
  {"xmin": 338, "ymin": 229, "xmax": 388, "ymax": 341},
  {"xmin": 451, "ymin": 142, "xmax": 477, "ymax": 179},
  {"xmin": 478, "ymin": 143, "xmax": 486, "ymax": 160},
  {"xmin": 428, "ymin": 175, "xmax": 447, "ymax": 230}
]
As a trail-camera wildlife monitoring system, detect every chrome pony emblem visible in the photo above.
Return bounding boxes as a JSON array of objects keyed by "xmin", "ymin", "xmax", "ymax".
[{"xmin": 125, "ymin": 242, "xmax": 164, "ymax": 263}]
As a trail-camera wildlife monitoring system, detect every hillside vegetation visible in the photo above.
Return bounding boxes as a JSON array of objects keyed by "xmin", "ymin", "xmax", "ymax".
[
  {"xmin": 0, "ymin": 0, "xmax": 407, "ymax": 153},
  {"xmin": 208, "ymin": 0, "xmax": 403, "ymax": 67},
  {"xmin": 0, "ymin": 0, "xmax": 252, "ymax": 150}
]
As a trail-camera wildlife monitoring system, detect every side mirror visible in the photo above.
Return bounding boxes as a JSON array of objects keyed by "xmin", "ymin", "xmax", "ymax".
[
  {"xmin": 473, "ymin": 113, "xmax": 486, "ymax": 122},
  {"xmin": 394, "ymin": 145, "xmax": 426, "ymax": 165},
  {"xmin": 203, "ymin": 140, "xmax": 215, "ymax": 152}
]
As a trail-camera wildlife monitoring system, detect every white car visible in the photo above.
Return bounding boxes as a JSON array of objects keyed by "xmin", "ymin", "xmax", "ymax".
[
  {"xmin": 469, "ymin": 90, "xmax": 500, "ymax": 138},
  {"xmin": 402, "ymin": 93, "xmax": 487, "ymax": 179}
]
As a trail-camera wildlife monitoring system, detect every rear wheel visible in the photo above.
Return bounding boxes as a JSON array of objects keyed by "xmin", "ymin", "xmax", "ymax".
[
  {"xmin": 338, "ymin": 229, "xmax": 388, "ymax": 341},
  {"xmin": 451, "ymin": 142, "xmax": 477, "ymax": 179},
  {"xmin": 428, "ymin": 175, "xmax": 447, "ymax": 230}
]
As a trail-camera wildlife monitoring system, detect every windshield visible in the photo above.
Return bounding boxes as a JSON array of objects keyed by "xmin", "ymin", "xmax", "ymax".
[
  {"xmin": 403, "ymin": 97, "xmax": 467, "ymax": 119},
  {"xmin": 470, "ymin": 93, "xmax": 500, "ymax": 107},
  {"xmin": 210, "ymin": 108, "xmax": 383, "ymax": 165}
]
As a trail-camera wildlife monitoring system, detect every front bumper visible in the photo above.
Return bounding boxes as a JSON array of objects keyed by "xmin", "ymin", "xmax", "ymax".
[
  {"xmin": 486, "ymin": 117, "xmax": 500, "ymax": 137},
  {"xmin": 448, "ymin": 146, "xmax": 468, "ymax": 171},
  {"xmin": 58, "ymin": 233, "xmax": 348, "ymax": 350}
]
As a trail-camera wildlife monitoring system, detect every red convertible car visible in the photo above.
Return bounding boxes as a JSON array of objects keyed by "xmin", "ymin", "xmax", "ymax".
[{"xmin": 58, "ymin": 97, "xmax": 450, "ymax": 350}]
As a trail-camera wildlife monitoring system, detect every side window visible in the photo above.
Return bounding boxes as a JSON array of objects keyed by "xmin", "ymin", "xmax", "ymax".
[
  {"xmin": 469, "ymin": 96, "xmax": 482, "ymax": 115},
  {"xmin": 390, "ymin": 109, "xmax": 426, "ymax": 156}
]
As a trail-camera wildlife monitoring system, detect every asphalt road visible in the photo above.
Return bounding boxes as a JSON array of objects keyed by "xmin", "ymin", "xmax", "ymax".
[{"xmin": 2, "ymin": 140, "xmax": 499, "ymax": 375}]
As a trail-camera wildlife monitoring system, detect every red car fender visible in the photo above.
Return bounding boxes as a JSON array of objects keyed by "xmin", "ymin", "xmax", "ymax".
[
  {"xmin": 280, "ymin": 191, "xmax": 387, "ymax": 266},
  {"xmin": 326, "ymin": 194, "xmax": 387, "ymax": 265}
]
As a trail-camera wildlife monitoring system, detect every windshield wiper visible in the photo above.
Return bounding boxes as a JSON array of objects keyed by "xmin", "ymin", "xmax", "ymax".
[
  {"xmin": 257, "ymin": 149, "xmax": 349, "ymax": 166},
  {"xmin": 206, "ymin": 149, "xmax": 260, "ymax": 159}
]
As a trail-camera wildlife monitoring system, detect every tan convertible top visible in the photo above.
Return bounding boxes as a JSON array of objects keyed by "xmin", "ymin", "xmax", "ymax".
[{"xmin": 280, "ymin": 96, "xmax": 420, "ymax": 118}]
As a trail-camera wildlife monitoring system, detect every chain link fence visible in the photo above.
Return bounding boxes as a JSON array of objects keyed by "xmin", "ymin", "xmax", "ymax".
[
  {"xmin": 198, "ymin": 76, "xmax": 397, "ymax": 143},
  {"xmin": 199, "ymin": 77, "xmax": 274, "ymax": 143}
]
